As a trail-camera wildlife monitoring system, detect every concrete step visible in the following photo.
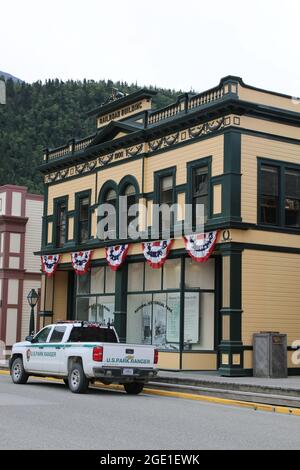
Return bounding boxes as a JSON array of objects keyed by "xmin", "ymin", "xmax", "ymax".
[
  {"xmin": 152, "ymin": 375, "xmax": 300, "ymax": 398},
  {"xmin": 147, "ymin": 380, "xmax": 300, "ymax": 408}
]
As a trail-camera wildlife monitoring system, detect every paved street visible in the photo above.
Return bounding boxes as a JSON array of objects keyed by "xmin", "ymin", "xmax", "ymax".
[{"xmin": 0, "ymin": 374, "xmax": 299, "ymax": 450}]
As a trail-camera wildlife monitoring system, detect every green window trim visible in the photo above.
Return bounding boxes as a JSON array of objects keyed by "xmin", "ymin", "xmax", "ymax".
[
  {"xmin": 186, "ymin": 156, "xmax": 212, "ymax": 226},
  {"xmin": 257, "ymin": 157, "xmax": 300, "ymax": 230},
  {"xmin": 53, "ymin": 195, "xmax": 69, "ymax": 248},
  {"xmin": 75, "ymin": 190, "xmax": 92, "ymax": 244}
]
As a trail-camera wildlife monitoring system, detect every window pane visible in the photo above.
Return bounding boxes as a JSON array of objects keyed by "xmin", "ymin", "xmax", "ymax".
[
  {"xmin": 145, "ymin": 262, "xmax": 161, "ymax": 291},
  {"xmin": 185, "ymin": 258, "xmax": 215, "ymax": 289},
  {"xmin": 165, "ymin": 292, "xmax": 180, "ymax": 350},
  {"xmin": 128, "ymin": 262, "xmax": 144, "ymax": 292},
  {"xmin": 161, "ymin": 176, "xmax": 173, "ymax": 191},
  {"xmin": 194, "ymin": 166, "xmax": 208, "ymax": 196},
  {"xmin": 260, "ymin": 195, "xmax": 278, "ymax": 225},
  {"xmin": 90, "ymin": 267, "xmax": 104, "ymax": 294},
  {"xmin": 124, "ymin": 184, "xmax": 135, "ymax": 196},
  {"xmin": 105, "ymin": 189, "xmax": 116, "ymax": 202},
  {"xmin": 76, "ymin": 296, "xmax": 96, "ymax": 321},
  {"xmin": 163, "ymin": 259, "xmax": 181, "ymax": 289},
  {"xmin": 93, "ymin": 296, "xmax": 115, "ymax": 325},
  {"xmin": 152, "ymin": 293, "xmax": 167, "ymax": 348},
  {"xmin": 126, "ymin": 293, "xmax": 152, "ymax": 344},
  {"xmin": 285, "ymin": 170, "xmax": 300, "ymax": 199},
  {"xmin": 160, "ymin": 176, "xmax": 173, "ymax": 206},
  {"xmin": 105, "ymin": 267, "xmax": 116, "ymax": 293},
  {"xmin": 77, "ymin": 273, "xmax": 90, "ymax": 294},
  {"xmin": 184, "ymin": 292, "xmax": 214, "ymax": 351},
  {"xmin": 285, "ymin": 198, "xmax": 300, "ymax": 227},
  {"xmin": 49, "ymin": 326, "xmax": 66, "ymax": 343},
  {"xmin": 79, "ymin": 197, "xmax": 89, "ymax": 220},
  {"xmin": 261, "ymin": 165, "xmax": 279, "ymax": 196},
  {"xmin": 33, "ymin": 326, "xmax": 52, "ymax": 343}
]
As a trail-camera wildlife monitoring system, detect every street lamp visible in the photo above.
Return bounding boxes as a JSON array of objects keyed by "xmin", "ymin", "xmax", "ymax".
[{"xmin": 27, "ymin": 289, "xmax": 39, "ymax": 335}]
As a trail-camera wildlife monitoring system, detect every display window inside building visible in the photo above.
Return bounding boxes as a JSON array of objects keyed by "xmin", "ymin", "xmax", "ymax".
[
  {"xmin": 75, "ymin": 266, "xmax": 115, "ymax": 324},
  {"xmin": 127, "ymin": 257, "xmax": 215, "ymax": 352}
]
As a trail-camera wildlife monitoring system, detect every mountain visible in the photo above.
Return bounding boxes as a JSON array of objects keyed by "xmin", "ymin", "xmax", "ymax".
[
  {"xmin": 0, "ymin": 71, "xmax": 23, "ymax": 83},
  {"xmin": 0, "ymin": 79, "xmax": 180, "ymax": 193}
]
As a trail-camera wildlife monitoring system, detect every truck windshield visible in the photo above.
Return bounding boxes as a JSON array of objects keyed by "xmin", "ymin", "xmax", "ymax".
[{"xmin": 68, "ymin": 327, "xmax": 118, "ymax": 343}]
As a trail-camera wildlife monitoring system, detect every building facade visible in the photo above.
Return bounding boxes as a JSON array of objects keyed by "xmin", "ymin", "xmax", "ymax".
[
  {"xmin": 38, "ymin": 76, "xmax": 300, "ymax": 376},
  {"xmin": 0, "ymin": 185, "xmax": 43, "ymax": 357}
]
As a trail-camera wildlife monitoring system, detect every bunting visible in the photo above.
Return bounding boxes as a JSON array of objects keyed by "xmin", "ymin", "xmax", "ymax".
[
  {"xmin": 184, "ymin": 231, "xmax": 218, "ymax": 263},
  {"xmin": 106, "ymin": 244, "xmax": 129, "ymax": 271},
  {"xmin": 71, "ymin": 250, "xmax": 93, "ymax": 275},
  {"xmin": 41, "ymin": 254, "xmax": 60, "ymax": 277},
  {"xmin": 142, "ymin": 240, "xmax": 173, "ymax": 269}
]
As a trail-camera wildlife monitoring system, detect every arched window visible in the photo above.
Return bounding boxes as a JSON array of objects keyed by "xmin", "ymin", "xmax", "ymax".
[
  {"xmin": 103, "ymin": 188, "xmax": 117, "ymax": 239},
  {"xmin": 105, "ymin": 188, "xmax": 117, "ymax": 208},
  {"xmin": 123, "ymin": 184, "xmax": 138, "ymax": 237}
]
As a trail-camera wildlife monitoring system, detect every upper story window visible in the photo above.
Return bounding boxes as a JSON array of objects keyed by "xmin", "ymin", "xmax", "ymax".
[
  {"xmin": 124, "ymin": 184, "xmax": 137, "ymax": 232},
  {"xmin": 259, "ymin": 162, "xmax": 300, "ymax": 229},
  {"xmin": 56, "ymin": 200, "xmax": 67, "ymax": 247},
  {"xmin": 285, "ymin": 169, "xmax": 300, "ymax": 227},
  {"xmin": 78, "ymin": 195, "xmax": 90, "ymax": 243},
  {"xmin": 192, "ymin": 165, "xmax": 208, "ymax": 223},
  {"xmin": 159, "ymin": 175, "xmax": 174, "ymax": 206},
  {"xmin": 104, "ymin": 188, "xmax": 117, "ymax": 237},
  {"xmin": 260, "ymin": 165, "xmax": 279, "ymax": 225}
]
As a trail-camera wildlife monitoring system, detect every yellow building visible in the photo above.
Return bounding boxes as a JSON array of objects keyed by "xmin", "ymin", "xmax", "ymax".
[{"xmin": 37, "ymin": 76, "xmax": 300, "ymax": 376}]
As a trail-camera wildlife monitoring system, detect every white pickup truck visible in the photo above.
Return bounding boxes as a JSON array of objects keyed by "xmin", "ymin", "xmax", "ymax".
[{"xmin": 9, "ymin": 322, "xmax": 158, "ymax": 394}]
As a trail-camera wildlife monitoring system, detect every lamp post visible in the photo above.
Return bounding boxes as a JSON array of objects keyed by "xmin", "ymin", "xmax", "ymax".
[{"xmin": 27, "ymin": 289, "xmax": 39, "ymax": 336}]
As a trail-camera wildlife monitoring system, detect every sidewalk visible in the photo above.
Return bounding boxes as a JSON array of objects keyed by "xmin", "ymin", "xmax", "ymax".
[{"xmin": 147, "ymin": 370, "xmax": 300, "ymax": 408}]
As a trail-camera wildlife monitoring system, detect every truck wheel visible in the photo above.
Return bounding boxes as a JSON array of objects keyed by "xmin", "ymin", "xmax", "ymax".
[
  {"xmin": 10, "ymin": 357, "xmax": 29, "ymax": 385},
  {"xmin": 68, "ymin": 363, "xmax": 89, "ymax": 394},
  {"xmin": 124, "ymin": 382, "xmax": 144, "ymax": 395}
]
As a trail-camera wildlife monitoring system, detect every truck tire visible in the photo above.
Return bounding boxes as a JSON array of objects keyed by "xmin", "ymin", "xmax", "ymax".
[
  {"xmin": 10, "ymin": 357, "xmax": 29, "ymax": 385},
  {"xmin": 68, "ymin": 363, "xmax": 89, "ymax": 394},
  {"xmin": 124, "ymin": 382, "xmax": 144, "ymax": 395}
]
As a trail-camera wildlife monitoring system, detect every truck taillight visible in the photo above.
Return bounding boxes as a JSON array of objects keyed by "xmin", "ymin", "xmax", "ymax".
[
  {"xmin": 93, "ymin": 346, "xmax": 103, "ymax": 362},
  {"xmin": 154, "ymin": 349, "xmax": 159, "ymax": 364}
]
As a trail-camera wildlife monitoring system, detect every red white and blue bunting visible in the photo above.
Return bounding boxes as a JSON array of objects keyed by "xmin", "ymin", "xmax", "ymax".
[
  {"xmin": 142, "ymin": 240, "xmax": 174, "ymax": 269},
  {"xmin": 41, "ymin": 254, "xmax": 60, "ymax": 277},
  {"xmin": 71, "ymin": 250, "xmax": 93, "ymax": 275},
  {"xmin": 105, "ymin": 244, "xmax": 129, "ymax": 271},
  {"xmin": 184, "ymin": 231, "xmax": 219, "ymax": 263}
]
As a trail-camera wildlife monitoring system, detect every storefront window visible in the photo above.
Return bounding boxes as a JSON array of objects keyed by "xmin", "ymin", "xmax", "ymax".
[
  {"xmin": 184, "ymin": 292, "xmax": 214, "ymax": 351},
  {"xmin": 76, "ymin": 267, "xmax": 115, "ymax": 323},
  {"xmin": 90, "ymin": 267, "xmax": 104, "ymax": 294},
  {"xmin": 127, "ymin": 258, "xmax": 215, "ymax": 351},
  {"xmin": 127, "ymin": 292, "xmax": 180, "ymax": 351},
  {"xmin": 77, "ymin": 273, "xmax": 90, "ymax": 294},
  {"xmin": 128, "ymin": 262, "xmax": 144, "ymax": 292},
  {"xmin": 163, "ymin": 258, "xmax": 181, "ymax": 289},
  {"xmin": 145, "ymin": 262, "xmax": 161, "ymax": 291},
  {"xmin": 185, "ymin": 258, "xmax": 215, "ymax": 289}
]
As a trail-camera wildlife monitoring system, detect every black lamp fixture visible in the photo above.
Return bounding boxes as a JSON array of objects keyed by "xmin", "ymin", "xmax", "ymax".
[{"xmin": 27, "ymin": 289, "xmax": 39, "ymax": 335}]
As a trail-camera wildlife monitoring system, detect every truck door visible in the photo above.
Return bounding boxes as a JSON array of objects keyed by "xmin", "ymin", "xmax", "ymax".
[
  {"xmin": 46, "ymin": 325, "xmax": 68, "ymax": 373},
  {"xmin": 25, "ymin": 326, "xmax": 53, "ymax": 373}
]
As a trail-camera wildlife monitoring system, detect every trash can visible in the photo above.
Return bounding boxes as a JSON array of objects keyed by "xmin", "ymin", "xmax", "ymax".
[{"xmin": 253, "ymin": 332, "xmax": 287, "ymax": 378}]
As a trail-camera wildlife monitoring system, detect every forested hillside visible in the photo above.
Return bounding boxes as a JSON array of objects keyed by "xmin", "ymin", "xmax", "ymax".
[{"xmin": 0, "ymin": 79, "xmax": 179, "ymax": 193}]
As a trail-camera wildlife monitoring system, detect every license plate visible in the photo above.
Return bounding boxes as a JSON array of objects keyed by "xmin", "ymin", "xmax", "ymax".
[{"xmin": 123, "ymin": 368, "xmax": 134, "ymax": 375}]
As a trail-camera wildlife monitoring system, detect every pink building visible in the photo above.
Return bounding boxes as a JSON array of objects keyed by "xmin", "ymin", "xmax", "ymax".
[{"xmin": 0, "ymin": 185, "xmax": 43, "ymax": 356}]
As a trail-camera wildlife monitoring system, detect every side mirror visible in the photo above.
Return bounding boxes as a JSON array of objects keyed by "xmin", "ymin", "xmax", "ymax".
[{"xmin": 25, "ymin": 335, "xmax": 34, "ymax": 342}]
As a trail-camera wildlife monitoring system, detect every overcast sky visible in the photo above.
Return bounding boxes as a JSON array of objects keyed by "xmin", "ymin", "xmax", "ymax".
[{"xmin": 1, "ymin": 0, "xmax": 300, "ymax": 96}]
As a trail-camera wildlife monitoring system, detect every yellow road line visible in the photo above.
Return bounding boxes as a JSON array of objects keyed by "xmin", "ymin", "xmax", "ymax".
[{"xmin": 1, "ymin": 369, "xmax": 299, "ymax": 416}]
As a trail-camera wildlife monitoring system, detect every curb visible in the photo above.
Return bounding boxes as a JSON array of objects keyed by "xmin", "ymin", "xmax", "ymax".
[{"xmin": 1, "ymin": 370, "xmax": 300, "ymax": 416}]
